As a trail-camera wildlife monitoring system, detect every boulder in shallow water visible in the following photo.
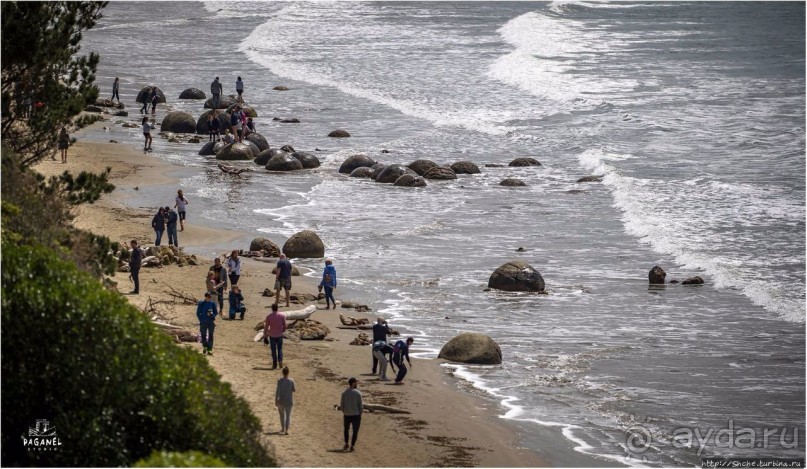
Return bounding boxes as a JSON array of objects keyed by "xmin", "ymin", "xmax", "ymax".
[
  {"xmin": 509, "ymin": 157, "xmax": 541, "ymax": 167},
  {"xmin": 328, "ymin": 129, "xmax": 351, "ymax": 138},
  {"xmin": 339, "ymin": 154, "xmax": 376, "ymax": 174},
  {"xmin": 204, "ymin": 94, "xmax": 237, "ymax": 110},
  {"xmin": 292, "ymin": 151, "xmax": 321, "ymax": 169},
  {"xmin": 280, "ymin": 118, "xmax": 300, "ymax": 123},
  {"xmin": 198, "ymin": 141, "xmax": 225, "ymax": 156},
  {"xmin": 216, "ymin": 142, "xmax": 254, "ymax": 161},
  {"xmin": 682, "ymin": 276, "xmax": 704, "ymax": 285},
  {"xmin": 161, "ymin": 111, "xmax": 196, "ymax": 134},
  {"xmin": 136, "ymin": 86, "xmax": 166, "ymax": 104},
  {"xmin": 349, "ymin": 167, "xmax": 375, "ymax": 179},
  {"xmin": 226, "ymin": 103, "xmax": 258, "ymax": 118},
  {"xmin": 375, "ymin": 164, "xmax": 416, "ymax": 184},
  {"xmin": 408, "ymin": 159, "xmax": 439, "ymax": 176},
  {"xmin": 245, "ymin": 132, "xmax": 269, "ymax": 152},
  {"xmin": 438, "ymin": 332, "xmax": 502, "ymax": 365},
  {"xmin": 394, "ymin": 174, "xmax": 427, "ymax": 187},
  {"xmin": 273, "ymin": 86, "xmax": 290, "ymax": 91},
  {"xmin": 423, "ymin": 166, "xmax": 457, "ymax": 180},
  {"xmin": 255, "ymin": 148, "xmax": 287, "ymax": 166},
  {"xmin": 196, "ymin": 110, "xmax": 229, "ymax": 135},
  {"xmin": 488, "ymin": 260, "xmax": 545, "ymax": 292},
  {"xmin": 283, "ymin": 230, "xmax": 325, "ymax": 258},
  {"xmin": 649, "ymin": 266, "xmax": 666, "ymax": 284},
  {"xmin": 178, "ymin": 88, "xmax": 206, "ymax": 99},
  {"xmin": 265, "ymin": 152, "xmax": 303, "ymax": 171},
  {"xmin": 243, "ymin": 140, "xmax": 261, "ymax": 158},
  {"xmin": 500, "ymin": 178, "xmax": 526, "ymax": 187},
  {"xmin": 450, "ymin": 161, "xmax": 481, "ymax": 175},
  {"xmin": 577, "ymin": 175, "xmax": 603, "ymax": 183}
]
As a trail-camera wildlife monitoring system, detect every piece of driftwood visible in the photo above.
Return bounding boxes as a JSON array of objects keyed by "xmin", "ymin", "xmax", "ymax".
[
  {"xmin": 153, "ymin": 321, "xmax": 198, "ymax": 343},
  {"xmin": 350, "ymin": 332, "xmax": 372, "ymax": 346},
  {"xmin": 339, "ymin": 314, "xmax": 369, "ymax": 326},
  {"xmin": 218, "ymin": 163, "xmax": 253, "ymax": 177},
  {"xmin": 164, "ymin": 284, "xmax": 197, "ymax": 305},
  {"xmin": 336, "ymin": 325, "xmax": 400, "ymax": 336},
  {"xmin": 335, "ymin": 404, "xmax": 410, "ymax": 414},
  {"xmin": 285, "ymin": 305, "xmax": 316, "ymax": 321}
]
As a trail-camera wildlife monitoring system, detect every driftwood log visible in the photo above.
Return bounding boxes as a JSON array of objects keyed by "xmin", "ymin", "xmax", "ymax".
[
  {"xmin": 253, "ymin": 306, "xmax": 317, "ymax": 341},
  {"xmin": 218, "ymin": 163, "xmax": 253, "ymax": 177}
]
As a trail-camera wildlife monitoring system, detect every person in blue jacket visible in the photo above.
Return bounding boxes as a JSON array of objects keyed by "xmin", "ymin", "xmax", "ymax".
[
  {"xmin": 228, "ymin": 285, "xmax": 245, "ymax": 320},
  {"xmin": 197, "ymin": 291, "xmax": 218, "ymax": 355},
  {"xmin": 392, "ymin": 337, "xmax": 414, "ymax": 384},
  {"xmin": 318, "ymin": 258, "xmax": 337, "ymax": 309}
]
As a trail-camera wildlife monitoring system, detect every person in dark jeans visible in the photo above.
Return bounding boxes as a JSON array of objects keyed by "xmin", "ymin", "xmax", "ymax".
[
  {"xmin": 228, "ymin": 285, "xmax": 245, "ymax": 320},
  {"xmin": 196, "ymin": 292, "xmax": 218, "ymax": 355},
  {"xmin": 371, "ymin": 318, "xmax": 391, "ymax": 374},
  {"xmin": 392, "ymin": 337, "xmax": 415, "ymax": 384},
  {"xmin": 151, "ymin": 207, "xmax": 165, "ymax": 246},
  {"xmin": 263, "ymin": 303, "xmax": 287, "ymax": 369},
  {"xmin": 129, "ymin": 239, "xmax": 143, "ymax": 295},
  {"xmin": 274, "ymin": 254, "xmax": 293, "ymax": 307},
  {"xmin": 209, "ymin": 257, "xmax": 228, "ymax": 312},
  {"xmin": 165, "ymin": 206, "xmax": 179, "ymax": 247},
  {"xmin": 340, "ymin": 377, "xmax": 363, "ymax": 452}
]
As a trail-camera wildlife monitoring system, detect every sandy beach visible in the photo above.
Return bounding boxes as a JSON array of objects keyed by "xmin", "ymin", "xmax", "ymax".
[{"xmin": 34, "ymin": 121, "xmax": 547, "ymax": 467}]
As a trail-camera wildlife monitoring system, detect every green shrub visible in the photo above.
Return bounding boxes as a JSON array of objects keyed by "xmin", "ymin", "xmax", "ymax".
[
  {"xmin": 1, "ymin": 242, "xmax": 274, "ymax": 467},
  {"xmin": 134, "ymin": 450, "xmax": 228, "ymax": 467}
]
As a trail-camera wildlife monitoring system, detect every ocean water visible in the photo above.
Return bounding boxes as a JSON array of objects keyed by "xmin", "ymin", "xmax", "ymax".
[{"xmin": 82, "ymin": 2, "xmax": 805, "ymax": 466}]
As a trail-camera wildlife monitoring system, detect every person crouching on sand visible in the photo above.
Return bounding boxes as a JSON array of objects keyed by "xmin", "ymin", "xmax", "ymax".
[
  {"xmin": 392, "ymin": 337, "xmax": 414, "ymax": 385},
  {"xmin": 340, "ymin": 377, "xmax": 363, "ymax": 452},
  {"xmin": 318, "ymin": 258, "xmax": 337, "ymax": 309},
  {"xmin": 197, "ymin": 291, "xmax": 218, "ymax": 355},
  {"xmin": 275, "ymin": 366, "xmax": 295, "ymax": 435},
  {"xmin": 228, "ymin": 285, "xmax": 245, "ymax": 320}
]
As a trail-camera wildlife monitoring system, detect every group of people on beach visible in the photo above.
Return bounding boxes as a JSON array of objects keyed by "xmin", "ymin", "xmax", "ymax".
[{"xmin": 149, "ymin": 189, "xmax": 189, "ymax": 247}]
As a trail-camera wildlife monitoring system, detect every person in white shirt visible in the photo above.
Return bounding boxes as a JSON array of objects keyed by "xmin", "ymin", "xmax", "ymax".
[
  {"xmin": 174, "ymin": 189, "xmax": 189, "ymax": 231},
  {"xmin": 226, "ymin": 249, "xmax": 242, "ymax": 286}
]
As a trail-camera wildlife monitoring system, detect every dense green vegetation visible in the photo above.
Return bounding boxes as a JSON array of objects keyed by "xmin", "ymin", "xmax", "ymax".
[{"xmin": 134, "ymin": 451, "xmax": 228, "ymax": 467}]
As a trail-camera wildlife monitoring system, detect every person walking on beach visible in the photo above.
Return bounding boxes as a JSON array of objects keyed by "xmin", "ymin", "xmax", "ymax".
[
  {"xmin": 236, "ymin": 76, "xmax": 244, "ymax": 103},
  {"xmin": 340, "ymin": 377, "xmax": 363, "ymax": 452},
  {"xmin": 275, "ymin": 254, "xmax": 293, "ymax": 307},
  {"xmin": 111, "ymin": 77, "xmax": 120, "ymax": 103},
  {"xmin": 139, "ymin": 87, "xmax": 150, "ymax": 114},
  {"xmin": 129, "ymin": 239, "xmax": 143, "ymax": 295},
  {"xmin": 318, "ymin": 259, "xmax": 337, "ymax": 309},
  {"xmin": 197, "ymin": 291, "xmax": 218, "ymax": 355},
  {"xmin": 226, "ymin": 249, "xmax": 242, "ymax": 286},
  {"xmin": 142, "ymin": 116, "xmax": 152, "ymax": 151},
  {"xmin": 392, "ymin": 337, "xmax": 415, "ymax": 385},
  {"xmin": 174, "ymin": 189, "xmax": 189, "ymax": 232},
  {"xmin": 151, "ymin": 207, "xmax": 166, "ymax": 246},
  {"xmin": 58, "ymin": 127, "xmax": 69, "ymax": 163},
  {"xmin": 228, "ymin": 285, "xmax": 246, "ymax": 320},
  {"xmin": 275, "ymin": 366, "xmax": 295, "ymax": 435},
  {"xmin": 371, "ymin": 318, "xmax": 391, "ymax": 375},
  {"xmin": 210, "ymin": 77, "xmax": 223, "ymax": 109},
  {"xmin": 165, "ymin": 206, "xmax": 178, "ymax": 246},
  {"xmin": 209, "ymin": 257, "xmax": 228, "ymax": 312},
  {"xmin": 372, "ymin": 340, "xmax": 395, "ymax": 381},
  {"xmin": 150, "ymin": 89, "xmax": 159, "ymax": 115},
  {"xmin": 263, "ymin": 303, "xmax": 287, "ymax": 369}
]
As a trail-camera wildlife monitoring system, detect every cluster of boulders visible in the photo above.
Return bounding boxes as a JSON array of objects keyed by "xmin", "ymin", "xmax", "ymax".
[
  {"xmin": 115, "ymin": 244, "xmax": 199, "ymax": 272},
  {"xmin": 86, "ymin": 98, "xmax": 128, "ymax": 116},
  {"xmin": 338, "ymin": 155, "xmax": 487, "ymax": 188},
  {"xmin": 648, "ymin": 266, "xmax": 705, "ymax": 286}
]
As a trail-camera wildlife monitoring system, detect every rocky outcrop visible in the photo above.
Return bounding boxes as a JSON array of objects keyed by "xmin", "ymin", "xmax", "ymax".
[
  {"xmin": 394, "ymin": 174, "xmax": 427, "ymax": 187},
  {"xmin": 283, "ymin": 230, "xmax": 325, "ymax": 258},
  {"xmin": 328, "ymin": 129, "xmax": 351, "ymax": 138},
  {"xmin": 292, "ymin": 151, "xmax": 321, "ymax": 169},
  {"xmin": 450, "ymin": 161, "xmax": 481, "ymax": 175},
  {"xmin": 500, "ymin": 178, "xmax": 526, "ymax": 187},
  {"xmin": 485, "ymin": 163, "xmax": 505, "ymax": 168},
  {"xmin": 198, "ymin": 141, "xmax": 225, "ymax": 156},
  {"xmin": 349, "ymin": 167, "xmax": 375, "ymax": 178},
  {"xmin": 255, "ymin": 148, "xmax": 287, "ymax": 166},
  {"xmin": 265, "ymin": 153, "xmax": 303, "ymax": 171},
  {"xmin": 509, "ymin": 157, "xmax": 541, "ymax": 167},
  {"xmin": 94, "ymin": 98, "xmax": 124, "ymax": 108},
  {"xmin": 423, "ymin": 166, "xmax": 457, "ymax": 180},
  {"xmin": 216, "ymin": 143, "xmax": 254, "ymax": 161},
  {"xmin": 577, "ymin": 175, "xmax": 603, "ymax": 183},
  {"xmin": 245, "ymin": 132, "xmax": 269, "ymax": 152},
  {"xmin": 204, "ymin": 94, "xmax": 238, "ymax": 110},
  {"xmin": 226, "ymin": 103, "xmax": 258, "ymax": 118},
  {"xmin": 682, "ymin": 276, "xmax": 704, "ymax": 285},
  {"xmin": 438, "ymin": 333, "xmax": 502, "ymax": 365},
  {"xmin": 408, "ymin": 159, "xmax": 439, "ymax": 176},
  {"xmin": 288, "ymin": 319, "xmax": 329, "ymax": 340},
  {"xmin": 339, "ymin": 154, "xmax": 376, "ymax": 174},
  {"xmin": 249, "ymin": 237, "xmax": 281, "ymax": 257},
  {"xmin": 488, "ymin": 260, "xmax": 545, "ymax": 292},
  {"xmin": 161, "ymin": 111, "xmax": 196, "ymax": 134},
  {"xmin": 649, "ymin": 266, "xmax": 666, "ymax": 284},
  {"xmin": 375, "ymin": 164, "xmax": 416, "ymax": 184},
  {"xmin": 350, "ymin": 333, "xmax": 372, "ymax": 346},
  {"xmin": 84, "ymin": 105, "xmax": 103, "ymax": 113},
  {"xmin": 179, "ymin": 88, "xmax": 206, "ymax": 99},
  {"xmin": 195, "ymin": 110, "xmax": 229, "ymax": 134}
]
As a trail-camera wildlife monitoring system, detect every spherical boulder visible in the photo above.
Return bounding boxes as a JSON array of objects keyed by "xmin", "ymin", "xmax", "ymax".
[
  {"xmin": 488, "ymin": 260, "xmax": 545, "ymax": 292},
  {"xmin": 179, "ymin": 88, "xmax": 206, "ymax": 99},
  {"xmin": 216, "ymin": 143, "xmax": 254, "ymax": 161},
  {"xmin": 438, "ymin": 332, "xmax": 502, "ymax": 365},
  {"xmin": 226, "ymin": 103, "xmax": 258, "ymax": 118},
  {"xmin": 249, "ymin": 237, "xmax": 281, "ymax": 257},
  {"xmin": 242, "ymin": 140, "xmax": 261, "ymax": 158},
  {"xmin": 369, "ymin": 163, "xmax": 387, "ymax": 180},
  {"xmin": 266, "ymin": 153, "xmax": 303, "ymax": 171},
  {"xmin": 283, "ymin": 230, "xmax": 325, "ymax": 258},
  {"xmin": 292, "ymin": 151, "xmax": 321, "ymax": 169},
  {"xmin": 328, "ymin": 129, "xmax": 351, "ymax": 138},
  {"xmin": 509, "ymin": 157, "xmax": 541, "ymax": 167},
  {"xmin": 408, "ymin": 159, "xmax": 439, "ymax": 176},
  {"xmin": 649, "ymin": 266, "xmax": 666, "ymax": 284},
  {"xmin": 500, "ymin": 178, "xmax": 526, "ymax": 187},
  {"xmin": 198, "ymin": 141, "xmax": 225, "ymax": 156},
  {"xmin": 339, "ymin": 154, "xmax": 376, "ymax": 174},
  {"xmin": 255, "ymin": 148, "xmax": 287, "ymax": 166},
  {"xmin": 244, "ymin": 132, "xmax": 269, "ymax": 152},
  {"xmin": 196, "ymin": 110, "xmax": 229, "ymax": 134},
  {"xmin": 375, "ymin": 164, "xmax": 416, "ymax": 184},
  {"xmin": 423, "ymin": 166, "xmax": 457, "ymax": 180},
  {"xmin": 161, "ymin": 111, "xmax": 196, "ymax": 134},
  {"xmin": 350, "ymin": 167, "xmax": 375, "ymax": 178},
  {"xmin": 204, "ymin": 94, "xmax": 238, "ymax": 110},
  {"xmin": 451, "ymin": 161, "xmax": 481, "ymax": 175},
  {"xmin": 136, "ymin": 86, "xmax": 165, "ymax": 104},
  {"xmin": 394, "ymin": 174, "xmax": 427, "ymax": 187}
]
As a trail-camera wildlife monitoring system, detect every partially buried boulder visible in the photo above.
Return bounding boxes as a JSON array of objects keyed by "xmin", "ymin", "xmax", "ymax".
[
  {"xmin": 266, "ymin": 153, "xmax": 303, "ymax": 171},
  {"xmin": 280, "ymin": 118, "xmax": 300, "ymax": 123},
  {"xmin": 289, "ymin": 320, "xmax": 329, "ymax": 340},
  {"xmin": 649, "ymin": 266, "xmax": 666, "ymax": 285},
  {"xmin": 438, "ymin": 332, "xmax": 502, "ymax": 365},
  {"xmin": 339, "ymin": 154, "xmax": 376, "ymax": 174},
  {"xmin": 273, "ymin": 86, "xmax": 290, "ymax": 91},
  {"xmin": 500, "ymin": 178, "xmax": 526, "ymax": 187},
  {"xmin": 328, "ymin": 129, "xmax": 351, "ymax": 138},
  {"xmin": 243, "ymin": 140, "xmax": 261, "ymax": 158},
  {"xmin": 204, "ymin": 94, "xmax": 238, "ymax": 110},
  {"xmin": 408, "ymin": 159, "xmax": 439, "ymax": 176},
  {"xmin": 245, "ymin": 132, "xmax": 269, "ymax": 152},
  {"xmin": 682, "ymin": 276, "xmax": 704, "ymax": 285},
  {"xmin": 375, "ymin": 164, "xmax": 416, "ymax": 184},
  {"xmin": 196, "ymin": 110, "xmax": 229, "ymax": 134},
  {"xmin": 198, "ymin": 141, "xmax": 225, "ymax": 156},
  {"xmin": 178, "ymin": 88, "xmax": 206, "ymax": 99},
  {"xmin": 488, "ymin": 260, "xmax": 545, "ymax": 292},
  {"xmin": 216, "ymin": 143, "xmax": 254, "ymax": 161},
  {"xmin": 423, "ymin": 166, "xmax": 457, "ymax": 180},
  {"xmin": 226, "ymin": 103, "xmax": 258, "ymax": 118},
  {"xmin": 292, "ymin": 152, "xmax": 321, "ymax": 169},
  {"xmin": 394, "ymin": 174, "xmax": 427, "ymax": 187},
  {"xmin": 161, "ymin": 111, "xmax": 196, "ymax": 134},
  {"xmin": 349, "ymin": 167, "xmax": 375, "ymax": 179},
  {"xmin": 509, "ymin": 157, "xmax": 541, "ymax": 167},
  {"xmin": 255, "ymin": 148, "xmax": 287, "ymax": 166},
  {"xmin": 451, "ymin": 161, "xmax": 481, "ymax": 175},
  {"xmin": 283, "ymin": 230, "xmax": 325, "ymax": 258},
  {"xmin": 577, "ymin": 175, "xmax": 603, "ymax": 183},
  {"xmin": 249, "ymin": 237, "xmax": 280, "ymax": 257},
  {"xmin": 369, "ymin": 163, "xmax": 387, "ymax": 180}
]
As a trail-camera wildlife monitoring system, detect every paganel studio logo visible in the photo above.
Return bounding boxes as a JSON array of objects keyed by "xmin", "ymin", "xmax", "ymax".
[{"xmin": 22, "ymin": 419, "xmax": 62, "ymax": 451}]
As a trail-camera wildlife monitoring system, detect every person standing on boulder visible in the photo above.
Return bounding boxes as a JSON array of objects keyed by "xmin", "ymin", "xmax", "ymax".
[
  {"xmin": 174, "ymin": 189, "xmax": 189, "ymax": 232},
  {"xmin": 318, "ymin": 258, "xmax": 337, "ymax": 309},
  {"xmin": 230, "ymin": 105, "xmax": 242, "ymax": 142},
  {"xmin": 111, "ymin": 77, "xmax": 120, "ymax": 103},
  {"xmin": 129, "ymin": 239, "xmax": 143, "ymax": 295},
  {"xmin": 263, "ymin": 303, "xmax": 287, "ymax": 369},
  {"xmin": 151, "ymin": 207, "xmax": 166, "ymax": 246},
  {"xmin": 392, "ymin": 337, "xmax": 415, "ymax": 385},
  {"xmin": 274, "ymin": 254, "xmax": 293, "ymax": 308},
  {"xmin": 371, "ymin": 318, "xmax": 391, "ymax": 375},
  {"xmin": 236, "ymin": 76, "xmax": 244, "ymax": 103},
  {"xmin": 165, "ymin": 206, "xmax": 179, "ymax": 246},
  {"xmin": 340, "ymin": 377, "xmax": 363, "ymax": 452},
  {"xmin": 196, "ymin": 291, "xmax": 218, "ymax": 355},
  {"xmin": 211, "ymin": 77, "xmax": 223, "ymax": 109}
]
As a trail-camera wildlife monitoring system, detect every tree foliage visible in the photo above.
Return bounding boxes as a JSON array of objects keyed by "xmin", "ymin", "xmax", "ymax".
[{"xmin": 1, "ymin": 1, "xmax": 106, "ymax": 166}]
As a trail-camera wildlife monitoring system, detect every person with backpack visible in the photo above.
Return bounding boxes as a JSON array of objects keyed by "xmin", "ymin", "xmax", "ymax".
[
  {"xmin": 371, "ymin": 340, "xmax": 395, "ymax": 381},
  {"xmin": 196, "ymin": 291, "xmax": 218, "ymax": 355},
  {"xmin": 340, "ymin": 377, "xmax": 363, "ymax": 452},
  {"xmin": 129, "ymin": 239, "xmax": 143, "ymax": 295},
  {"xmin": 318, "ymin": 259, "xmax": 337, "ymax": 309},
  {"xmin": 228, "ymin": 285, "xmax": 246, "ymax": 320},
  {"xmin": 371, "ymin": 318, "xmax": 391, "ymax": 375},
  {"xmin": 392, "ymin": 337, "xmax": 414, "ymax": 385},
  {"xmin": 151, "ymin": 207, "xmax": 166, "ymax": 246}
]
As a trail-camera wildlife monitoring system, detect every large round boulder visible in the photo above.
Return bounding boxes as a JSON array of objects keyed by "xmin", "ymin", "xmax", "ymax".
[
  {"xmin": 369, "ymin": 163, "xmax": 387, "ymax": 180},
  {"xmin": 292, "ymin": 151, "xmax": 321, "ymax": 169},
  {"xmin": 161, "ymin": 111, "xmax": 196, "ymax": 134},
  {"xmin": 451, "ymin": 161, "xmax": 481, "ymax": 175},
  {"xmin": 198, "ymin": 141, "xmax": 225, "ymax": 156},
  {"xmin": 394, "ymin": 174, "xmax": 427, "ymax": 187},
  {"xmin": 500, "ymin": 178, "xmax": 526, "ymax": 187},
  {"xmin": 266, "ymin": 153, "xmax": 303, "ymax": 171},
  {"xmin": 438, "ymin": 333, "xmax": 502, "ymax": 365},
  {"xmin": 245, "ymin": 132, "xmax": 269, "ymax": 152},
  {"xmin": 509, "ymin": 157, "xmax": 542, "ymax": 167},
  {"xmin": 136, "ymin": 86, "xmax": 165, "ymax": 104},
  {"xmin": 375, "ymin": 164, "xmax": 416, "ymax": 184},
  {"xmin": 226, "ymin": 103, "xmax": 258, "ymax": 118},
  {"xmin": 350, "ymin": 167, "xmax": 375, "ymax": 178},
  {"xmin": 488, "ymin": 260, "xmax": 545, "ymax": 292},
  {"xmin": 242, "ymin": 140, "xmax": 261, "ymax": 158},
  {"xmin": 408, "ymin": 159, "xmax": 439, "ymax": 176},
  {"xmin": 283, "ymin": 230, "xmax": 325, "ymax": 258},
  {"xmin": 328, "ymin": 129, "xmax": 351, "ymax": 138},
  {"xmin": 179, "ymin": 88, "xmax": 206, "ymax": 99},
  {"xmin": 196, "ymin": 110, "xmax": 229, "ymax": 134},
  {"xmin": 204, "ymin": 94, "xmax": 238, "ymax": 110},
  {"xmin": 649, "ymin": 266, "xmax": 666, "ymax": 285},
  {"xmin": 423, "ymin": 166, "xmax": 457, "ymax": 180},
  {"xmin": 249, "ymin": 237, "xmax": 280, "ymax": 257},
  {"xmin": 255, "ymin": 148, "xmax": 287, "ymax": 166},
  {"xmin": 339, "ymin": 154, "xmax": 376, "ymax": 174},
  {"xmin": 216, "ymin": 143, "xmax": 254, "ymax": 161}
]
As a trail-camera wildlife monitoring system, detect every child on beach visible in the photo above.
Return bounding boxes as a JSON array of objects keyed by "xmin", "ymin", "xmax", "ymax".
[
  {"xmin": 58, "ymin": 127, "xmax": 69, "ymax": 163},
  {"xmin": 142, "ymin": 117, "xmax": 152, "ymax": 151},
  {"xmin": 275, "ymin": 366, "xmax": 295, "ymax": 435},
  {"xmin": 174, "ymin": 189, "xmax": 189, "ymax": 232},
  {"xmin": 150, "ymin": 89, "xmax": 159, "ymax": 115},
  {"xmin": 222, "ymin": 129, "xmax": 234, "ymax": 144}
]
